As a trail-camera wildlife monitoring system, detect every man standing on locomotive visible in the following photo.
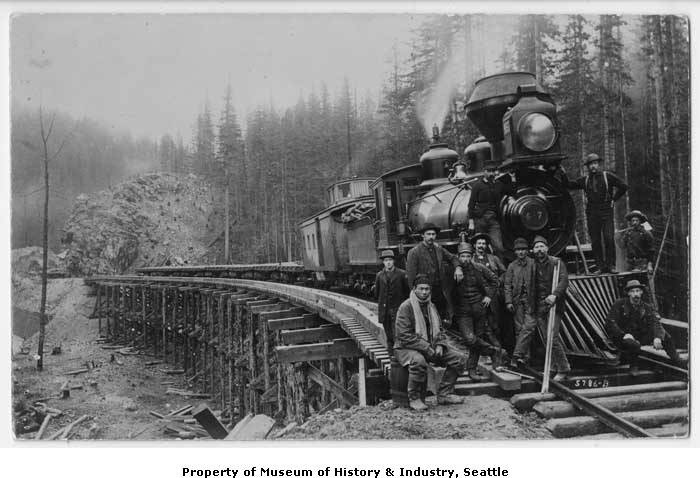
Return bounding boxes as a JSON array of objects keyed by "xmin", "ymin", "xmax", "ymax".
[
  {"xmin": 471, "ymin": 233, "xmax": 508, "ymax": 351},
  {"xmin": 374, "ymin": 249, "xmax": 410, "ymax": 355},
  {"xmin": 467, "ymin": 159, "xmax": 514, "ymax": 259},
  {"xmin": 454, "ymin": 242, "xmax": 506, "ymax": 381},
  {"xmin": 406, "ymin": 223, "xmax": 463, "ymax": 326},
  {"xmin": 506, "ymin": 236, "xmax": 570, "ymax": 381},
  {"xmin": 606, "ymin": 279, "xmax": 682, "ymax": 373},
  {"xmin": 394, "ymin": 274, "xmax": 466, "ymax": 411},
  {"xmin": 619, "ymin": 210, "xmax": 655, "ymax": 274},
  {"xmin": 566, "ymin": 153, "xmax": 628, "ymax": 274}
]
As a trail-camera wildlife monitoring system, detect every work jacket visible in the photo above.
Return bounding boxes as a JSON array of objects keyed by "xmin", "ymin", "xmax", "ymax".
[
  {"xmin": 606, "ymin": 297, "xmax": 665, "ymax": 344},
  {"xmin": 620, "ymin": 226, "xmax": 655, "ymax": 262},
  {"xmin": 566, "ymin": 171, "xmax": 628, "ymax": 214},
  {"xmin": 374, "ymin": 267, "xmax": 410, "ymax": 324},
  {"xmin": 394, "ymin": 296, "xmax": 449, "ymax": 354},
  {"xmin": 504, "ymin": 256, "xmax": 535, "ymax": 310},
  {"xmin": 473, "ymin": 252, "xmax": 507, "ymax": 286},
  {"xmin": 406, "ymin": 242, "xmax": 461, "ymax": 319},
  {"xmin": 467, "ymin": 176, "xmax": 514, "ymax": 219},
  {"xmin": 455, "ymin": 261, "xmax": 498, "ymax": 307}
]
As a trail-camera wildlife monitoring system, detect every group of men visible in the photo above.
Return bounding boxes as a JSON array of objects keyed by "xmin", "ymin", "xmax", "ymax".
[{"xmin": 373, "ymin": 153, "xmax": 677, "ymax": 411}]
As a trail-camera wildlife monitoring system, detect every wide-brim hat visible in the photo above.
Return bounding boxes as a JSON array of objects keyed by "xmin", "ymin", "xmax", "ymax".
[
  {"xmin": 625, "ymin": 210, "xmax": 648, "ymax": 223},
  {"xmin": 624, "ymin": 279, "xmax": 646, "ymax": 292},
  {"xmin": 584, "ymin": 153, "xmax": 601, "ymax": 166},
  {"xmin": 380, "ymin": 249, "xmax": 395, "ymax": 259},
  {"xmin": 457, "ymin": 242, "xmax": 474, "ymax": 254},
  {"xmin": 470, "ymin": 232, "xmax": 491, "ymax": 245},
  {"xmin": 513, "ymin": 237, "xmax": 529, "ymax": 250},
  {"xmin": 418, "ymin": 222, "xmax": 441, "ymax": 234},
  {"xmin": 532, "ymin": 235, "xmax": 548, "ymax": 247}
]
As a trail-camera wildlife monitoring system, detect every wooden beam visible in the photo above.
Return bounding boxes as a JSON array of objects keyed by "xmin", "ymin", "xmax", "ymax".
[
  {"xmin": 546, "ymin": 407, "xmax": 689, "ymax": 438},
  {"xmin": 275, "ymin": 338, "xmax": 362, "ymax": 363},
  {"xmin": 533, "ymin": 390, "xmax": 688, "ymax": 419},
  {"xmin": 192, "ymin": 404, "xmax": 228, "ymax": 439},
  {"xmin": 358, "ymin": 358, "xmax": 367, "ymax": 407},
  {"xmin": 268, "ymin": 314, "xmax": 323, "ymax": 331},
  {"xmin": 306, "ymin": 364, "xmax": 358, "ymax": 407},
  {"xmin": 510, "ymin": 381, "xmax": 687, "ymax": 412},
  {"xmin": 478, "ymin": 363, "xmax": 521, "ymax": 391},
  {"xmin": 280, "ymin": 324, "xmax": 346, "ymax": 345},
  {"xmin": 259, "ymin": 308, "xmax": 307, "ymax": 321}
]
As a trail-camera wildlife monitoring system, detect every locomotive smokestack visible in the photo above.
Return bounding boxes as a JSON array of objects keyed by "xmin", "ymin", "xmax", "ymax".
[{"xmin": 432, "ymin": 124, "xmax": 440, "ymax": 143}]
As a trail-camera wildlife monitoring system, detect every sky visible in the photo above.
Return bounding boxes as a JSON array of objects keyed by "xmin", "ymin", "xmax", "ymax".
[{"xmin": 11, "ymin": 14, "xmax": 423, "ymax": 140}]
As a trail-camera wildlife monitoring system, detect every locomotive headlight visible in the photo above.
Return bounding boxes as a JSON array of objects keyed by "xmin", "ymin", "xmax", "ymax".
[{"xmin": 518, "ymin": 113, "xmax": 556, "ymax": 152}]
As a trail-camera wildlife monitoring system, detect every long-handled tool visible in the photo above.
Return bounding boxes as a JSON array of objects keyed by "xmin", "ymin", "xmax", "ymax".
[
  {"xmin": 541, "ymin": 259, "xmax": 561, "ymax": 393},
  {"xmin": 573, "ymin": 231, "xmax": 590, "ymax": 275}
]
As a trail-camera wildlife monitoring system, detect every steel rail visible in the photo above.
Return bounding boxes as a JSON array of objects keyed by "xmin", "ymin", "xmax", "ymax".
[{"xmin": 518, "ymin": 363, "xmax": 655, "ymax": 438}]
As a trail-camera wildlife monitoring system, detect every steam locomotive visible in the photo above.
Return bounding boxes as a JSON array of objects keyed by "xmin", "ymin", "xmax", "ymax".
[{"xmin": 299, "ymin": 72, "xmax": 577, "ymax": 289}]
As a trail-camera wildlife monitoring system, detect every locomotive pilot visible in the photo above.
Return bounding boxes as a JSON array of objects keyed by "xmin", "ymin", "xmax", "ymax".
[
  {"xmin": 506, "ymin": 236, "xmax": 570, "ymax": 381},
  {"xmin": 454, "ymin": 242, "xmax": 507, "ymax": 381},
  {"xmin": 394, "ymin": 274, "xmax": 466, "ymax": 411},
  {"xmin": 619, "ymin": 210, "xmax": 655, "ymax": 274},
  {"xmin": 467, "ymin": 159, "xmax": 514, "ymax": 259},
  {"xmin": 471, "ymin": 232, "xmax": 508, "ymax": 350},
  {"xmin": 606, "ymin": 279, "xmax": 682, "ymax": 373},
  {"xmin": 374, "ymin": 249, "xmax": 410, "ymax": 355},
  {"xmin": 566, "ymin": 153, "xmax": 628, "ymax": 274},
  {"xmin": 406, "ymin": 223, "xmax": 463, "ymax": 326}
]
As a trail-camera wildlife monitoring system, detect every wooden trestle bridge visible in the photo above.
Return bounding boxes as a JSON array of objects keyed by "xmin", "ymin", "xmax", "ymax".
[{"xmin": 85, "ymin": 272, "xmax": 688, "ymax": 438}]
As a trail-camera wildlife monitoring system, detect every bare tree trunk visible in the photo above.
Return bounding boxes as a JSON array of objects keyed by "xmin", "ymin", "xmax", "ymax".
[
  {"xmin": 37, "ymin": 150, "xmax": 49, "ymax": 371},
  {"xmin": 652, "ymin": 16, "xmax": 671, "ymax": 217}
]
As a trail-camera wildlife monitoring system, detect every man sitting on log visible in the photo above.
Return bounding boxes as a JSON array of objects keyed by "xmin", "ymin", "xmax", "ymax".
[
  {"xmin": 606, "ymin": 279, "xmax": 682, "ymax": 374},
  {"xmin": 394, "ymin": 274, "xmax": 466, "ymax": 411}
]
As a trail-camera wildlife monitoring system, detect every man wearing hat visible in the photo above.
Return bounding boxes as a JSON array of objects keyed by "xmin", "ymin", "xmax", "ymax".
[
  {"xmin": 504, "ymin": 237, "xmax": 536, "ymax": 366},
  {"xmin": 454, "ymin": 242, "xmax": 506, "ymax": 380},
  {"xmin": 566, "ymin": 153, "xmax": 628, "ymax": 273},
  {"xmin": 507, "ymin": 236, "xmax": 570, "ymax": 380},
  {"xmin": 394, "ymin": 274, "xmax": 467, "ymax": 411},
  {"xmin": 406, "ymin": 223, "xmax": 463, "ymax": 326},
  {"xmin": 620, "ymin": 210, "xmax": 655, "ymax": 274},
  {"xmin": 606, "ymin": 279, "xmax": 681, "ymax": 372},
  {"xmin": 374, "ymin": 249, "xmax": 410, "ymax": 354},
  {"xmin": 471, "ymin": 232, "xmax": 508, "ymax": 349},
  {"xmin": 466, "ymin": 160, "xmax": 514, "ymax": 259}
]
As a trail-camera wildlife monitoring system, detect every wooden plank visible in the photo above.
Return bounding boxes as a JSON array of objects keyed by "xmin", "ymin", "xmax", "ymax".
[
  {"xmin": 280, "ymin": 325, "xmax": 346, "ymax": 345},
  {"xmin": 191, "ymin": 404, "xmax": 228, "ymax": 439},
  {"xmin": 275, "ymin": 338, "xmax": 363, "ymax": 363},
  {"xmin": 580, "ymin": 423, "xmax": 689, "ymax": 439},
  {"xmin": 268, "ymin": 314, "xmax": 323, "ymax": 331},
  {"xmin": 259, "ymin": 308, "xmax": 306, "ymax": 321},
  {"xmin": 477, "ymin": 364, "xmax": 521, "ymax": 391},
  {"xmin": 533, "ymin": 390, "xmax": 688, "ymax": 419},
  {"xmin": 546, "ymin": 407, "xmax": 689, "ymax": 438},
  {"xmin": 225, "ymin": 414, "xmax": 275, "ymax": 440},
  {"xmin": 511, "ymin": 381, "xmax": 688, "ymax": 411},
  {"xmin": 306, "ymin": 364, "xmax": 358, "ymax": 407}
]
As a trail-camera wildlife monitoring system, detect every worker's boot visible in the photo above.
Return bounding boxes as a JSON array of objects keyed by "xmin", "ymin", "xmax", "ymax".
[
  {"xmin": 468, "ymin": 368, "xmax": 487, "ymax": 381},
  {"xmin": 437, "ymin": 394, "xmax": 464, "ymax": 405},
  {"xmin": 409, "ymin": 398, "xmax": 428, "ymax": 411},
  {"xmin": 490, "ymin": 346, "xmax": 509, "ymax": 369}
]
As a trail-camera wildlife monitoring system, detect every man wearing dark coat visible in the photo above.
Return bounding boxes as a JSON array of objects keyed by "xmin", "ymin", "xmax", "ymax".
[
  {"xmin": 374, "ymin": 249, "xmax": 410, "ymax": 354},
  {"xmin": 406, "ymin": 223, "xmax": 463, "ymax": 326},
  {"xmin": 619, "ymin": 210, "xmax": 655, "ymax": 273},
  {"xmin": 467, "ymin": 160, "xmax": 514, "ymax": 259},
  {"xmin": 394, "ymin": 274, "xmax": 467, "ymax": 411},
  {"xmin": 504, "ymin": 237, "xmax": 536, "ymax": 367},
  {"xmin": 566, "ymin": 153, "xmax": 628, "ymax": 273},
  {"xmin": 471, "ymin": 232, "xmax": 507, "ymax": 349},
  {"xmin": 506, "ymin": 236, "xmax": 570, "ymax": 380},
  {"xmin": 453, "ymin": 242, "xmax": 506, "ymax": 381},
  {"xmin": 606, "ymin": 279, "xmax": 681, "ymax": 373}
]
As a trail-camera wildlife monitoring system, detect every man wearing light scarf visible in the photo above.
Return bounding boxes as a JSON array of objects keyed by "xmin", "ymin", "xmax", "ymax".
[{"xmin": 394, "ymin": 274, "xmax": 467, "ymax": 411}]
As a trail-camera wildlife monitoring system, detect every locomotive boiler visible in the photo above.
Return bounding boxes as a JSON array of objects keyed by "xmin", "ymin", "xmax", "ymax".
[{"xmin": 373, "ymin": 72, "xmax": 576, "ymax": 260}]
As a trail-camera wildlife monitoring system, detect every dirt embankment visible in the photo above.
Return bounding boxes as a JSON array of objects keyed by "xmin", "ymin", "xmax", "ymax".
[{"xmin": 61, "ymin": 172, "xmax": 224, "ymax": 276}]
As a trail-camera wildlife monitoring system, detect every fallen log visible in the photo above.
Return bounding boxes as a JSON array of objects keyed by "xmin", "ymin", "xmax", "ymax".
[
  {"xmin": 577, "ymin": 423, "xmax": 689, "ymax": 439},
  {"xmin": 34, "ymin": 414, "xmax": 53, "ymax": 440},
  {"xmin": 533, "ymin": 390, "xmax": 688, "ymax": 419},
  {"xmin": 64, "ymin": 368, "xmax": 89, "ymax": 376},
  {"xmin": 511, "ymin": 381, "xmax": 687, "ymax": 411},
  {"xmin": 546, "ymin": 407, "xmax": 688, "ymax": 438}
]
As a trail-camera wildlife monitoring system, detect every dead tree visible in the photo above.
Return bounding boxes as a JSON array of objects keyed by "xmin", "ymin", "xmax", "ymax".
[{"xmin": 36, "ymin": 106, "xmax": 71, "ymax": 371}]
